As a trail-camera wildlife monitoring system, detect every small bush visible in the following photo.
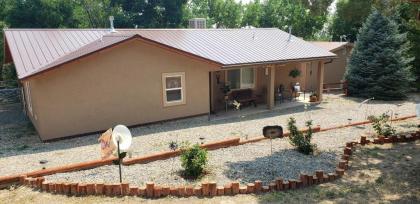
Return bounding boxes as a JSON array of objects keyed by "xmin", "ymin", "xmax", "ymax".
[
  {"xmin": 180, "ymin": 144, "xmax": 208, "ymax": 178},
  {"xmin": 368, "ymin": 113, "xmax": 396, "ymax": 137},
  {"xmin": 287, "ymin": 117, "xmax": 316, "ymax": 155}
]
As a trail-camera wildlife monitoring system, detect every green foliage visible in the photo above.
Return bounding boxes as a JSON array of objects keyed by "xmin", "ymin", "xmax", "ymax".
[
  {"xmin": 2, "ymin": 64, "xmax": 18, "ymax": 88},
  {"xmin": 288, "ymin": 68, "xmax": 301, "ymax": 78},
  {"xmin": 180, "ymin": 144, "xmax": 208, "ymax": 178},
  {"xmin": 241, "ymin": 0, "xmax": 262, "ymax": 27},
  {"xmin": 287, "ymin": 117, "xmax": 316, "ymax": 155},
  {"xmin": 330, "ymin": 0, "xmax": 373, "ymax": 42},
  {"xmin": 260, "ymin": 0, "xmax": 332, "ymax": 39},
  {"xmin": 345, "ymin": 9, "xmax": 414, "ymax": 100},
  {"xmin": 368, "ymin": 113, "xmax": 396, "ymax": 137}
]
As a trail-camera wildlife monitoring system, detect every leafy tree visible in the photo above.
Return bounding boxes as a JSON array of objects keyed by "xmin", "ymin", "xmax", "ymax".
[
  {"xmin": 330, "ymin": 0, "xmax": 373, "ymax": 42},
  {"xmin": 4, "ymin": 0, "xmax": 78, "ymax": 28},
  {"xmin": 345, "ymin": 9, "xmax": 414, "ymax": 100},
  {"xmin": 260, "ymin": 0, "xmax": 330, "ymax": 39},
  {"xmin": 241, "ymin": 0, "xmax": 262, "ymax": 27}
]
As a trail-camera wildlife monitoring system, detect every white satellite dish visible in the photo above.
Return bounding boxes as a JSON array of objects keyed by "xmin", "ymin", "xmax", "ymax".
[{"xmin": 112, "ymin": 124, "xmax": 132, "ymax": 152}]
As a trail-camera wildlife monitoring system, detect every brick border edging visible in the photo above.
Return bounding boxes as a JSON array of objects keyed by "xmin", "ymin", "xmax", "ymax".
[
  {"xmin": 19, "ymin": 130, "xmax": 420, "ymax": 198},
  {"xmin": 0, "ymin": 115, "xmax": 416, "ymax": 186}
]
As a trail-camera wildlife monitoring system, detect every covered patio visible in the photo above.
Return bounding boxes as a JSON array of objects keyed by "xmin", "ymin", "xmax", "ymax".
[{"xmin": 209, "ymin": 59, "xmax": 325, "ymax": 118}]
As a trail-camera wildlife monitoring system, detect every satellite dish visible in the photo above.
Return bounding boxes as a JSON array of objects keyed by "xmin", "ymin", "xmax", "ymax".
[{"xmin": 112, "ymin": 125, "xmax": 132, "ymax": 152}]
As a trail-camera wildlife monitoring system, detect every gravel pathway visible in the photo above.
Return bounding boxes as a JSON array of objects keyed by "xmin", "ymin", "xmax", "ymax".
[
  {"xmin": 1, "ymin": 93, "xmax": 419, "ymax": 177},
  {"xmin": 44, "ymin": 121, "xmax": 419, "ymax": 187}
]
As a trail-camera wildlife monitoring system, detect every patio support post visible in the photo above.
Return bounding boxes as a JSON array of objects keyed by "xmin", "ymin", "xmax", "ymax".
[
  {"xmin": 267, "ymin": 65, "xmax": 276, "ymax": 109},
  {"xmin": 316, "ymin": 61, "xmax": 325, "ymax": 101}
]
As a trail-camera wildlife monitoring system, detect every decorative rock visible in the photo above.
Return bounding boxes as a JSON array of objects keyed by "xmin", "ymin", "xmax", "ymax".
[
  {"xmin": 307, "ymin": 175, "xmax": 313, "ymax": 185},
  {"xmin": 289, "ymin": 180, "xmax": 297, "ymax": 189},
  {"xmin": 323, "ymin": 175, "xmax": 329, "ymax": 183},
  {"xmin": 139, "ymin": 187, "xmax": 146, "ymax": 197},
  {"xmin": 336, "ymin": 168, "xmax": 345, "ymax": 177},
  {"xmin": 217, "ymin": 186, "xmax": 224, "ymax": 196},
  {"xmin": 296, "ymin": 180, "xmax": 303, "ymax": 188},
  {"xmin": 254, "ymin": 180, "xmax": 262, "ymax": 193},
  {"xmin": 104, "ymin": 184, "xmax": 113, "ymax": 196},
  {"xmin": 19, "ymin": 175, "xmax": 27, "ymax": 184},
  {"xmin": 344, "ymin": 147, "xmax": 352, "ymax": 155},
  {"xmin": 169, "ymin": 187, "xmax": 178, "ymax": 197},
  {"xmin": 78, "ymin": 183, "xmax": 87, "ymax": 196},
  {"xmin": 201, "ymin": 182, "xmax": 209, "ymax": 196},
  {"xmin": 338, "ymin": 160, "xmax": 348, "ymax": 170},
  {"xmin": 224, "ymin": 183, "xmax": 232, "ymax": 195},
  {"xmin": 95, "ymin": 183, "xmax": 104, "ymax": 195},
  {"xmin": 129, "ymin": 186, "xmax": 139, "ymax": 196},
  {"xmin": 378, "ymin": 136, "xmax": 385, "ymax": 144},
  {"xmin": 178, "ymin": 186, "xmax": 186, "ymax": 197},
  {"xmin": 269, "ymin": 182, "xmax": 276, "ymax": 191},
  {"xmin": 239, "ymin": 186, "xmax": 247, "ymax": 194},
  {"xmin": 342, "ymin": 154, "xmax": 350, "ymax": 161},
  {"xmin": 360, "ymin": 135, "xmax": 367, "ymax": 145},
  {"xmin": 63, "ymin": 183, "xmax": 71, "ymax": 195},
  {"xmin": 36, "ymin": 177, "xmax": 45, "ymax": 188},
  {"xmin": 283, "ymin": 181, "xmax": 289, "ymax": 190},
  {"xmin": 41, "ymin": 182, "xmax": 49, "ymax": 192},
  {"xmin": 312, "ymin": 176, "xmax": 318, "ymax": 185},
  {"xmin": 262, "ymin": 186, "xmax": 270, "ymax": 192},
  {"xmin": 121, "ymin": 183, "xmax": 129, "ymax": 196},
  {"xmin": 346, "ymin": 142, "xmax": 353, "ymax": 148},
  {"xmin": 70, "ymin": 183, "xmax": 78, "ymax": 195},
  {"xmin": 299, "ymin": 174, "xmax": 307, "ymax": 187},
  {"xmin": 162, "ymin": 186, "xmax": 170, "ymax": 197},
  {"xmin": 315, "ymin": 170, "xmax": 324, "ymax": 182},
  {"xmin": 146, "ymin": 182, "xmax": 154, "ymax": 198},
  {"xmin": 246, "ymin": 183, "xmax": 254, "ymax": 194},
  {"xmin": 185, "ymin": 186, "xmax": 194, "ymax": 197},
  {"xmin": 56, "ymin": 183, "xmax": 63, "ymax": 194},
  {"xmin": 48, "ymin": 183, "xmax": 56, "ymax": 193},
  {"xmin": 193, "ymin": 186, "xmax": 202, "ymax": 197},
  {"xmin": 328, "ymin": 173, "xmax": 336, "ymax": 181},
  {"xmin": 231, "ymin": 182, "xmax": 239, "ymax": 195},
  {"xmin": 154, "ymin": 186, "xmax": 162, "ymax": 198},
  {"xmin": 112, "ymin": 184, "xmax": 121, "ymax": 196},
  {"xmin": 209, "ymin": 182, "xmax": 217, "ymax": 196},
  {"xmin": 276, "ymin": 177, "xmax": 284, "ymax": 190},
  {"xmin": 86, "ymin": 183, "xmax": 95, "ymax": 195}
]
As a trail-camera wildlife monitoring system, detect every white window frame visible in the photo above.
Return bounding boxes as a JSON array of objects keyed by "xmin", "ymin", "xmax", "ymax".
[
  {"xmin": 225, "ymin": 67, "xmax": 256, "ymax": 90},
  {"xmin": 23, "ymin": 81, "xmax": 33, "ymax": 115},
  {"xmin": 162, "ymin": 72, "xmax": 186, "ymax": 107}
]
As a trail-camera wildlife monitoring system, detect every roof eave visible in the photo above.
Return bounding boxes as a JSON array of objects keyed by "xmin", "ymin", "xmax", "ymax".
[{"xmin": 221, "ymin": 55, "xmax": 338, "ymax": 68}]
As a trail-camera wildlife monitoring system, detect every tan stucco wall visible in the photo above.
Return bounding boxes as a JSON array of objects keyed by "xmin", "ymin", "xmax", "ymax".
[
  {"xmin": 25, "ymin": 39, "xmax": 218, "ymax": 140},
  {"xmin": 324, "ymin": 47, "xmax": 352, "ymax": 86}
]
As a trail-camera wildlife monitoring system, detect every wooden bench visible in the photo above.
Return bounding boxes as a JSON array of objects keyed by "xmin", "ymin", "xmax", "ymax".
[{"xmin": 229, "ymin": 89, "xmax": 258, "ymax": 109}]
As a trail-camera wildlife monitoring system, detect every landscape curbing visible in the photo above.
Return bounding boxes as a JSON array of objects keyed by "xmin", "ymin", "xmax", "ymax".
[
  {"xmin": 0, "ymin": 114, "xmax": 416, "ymax": 187},
  {"xmin": 19, "ymin": 130, "xmax": 420, "ymax": 198}
]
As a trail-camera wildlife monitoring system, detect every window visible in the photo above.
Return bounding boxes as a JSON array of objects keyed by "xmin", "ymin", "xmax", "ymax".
[
  {"xmin": 162, "ymin": 72, "xmax": 186, "ymax": 107},
  {"xmin": 227, "ymin": 68, "xmax": 255, "ymax": 89},
  {"xmin": 24, "ymin": 81, "xmax": 33, "ymax": 115}
]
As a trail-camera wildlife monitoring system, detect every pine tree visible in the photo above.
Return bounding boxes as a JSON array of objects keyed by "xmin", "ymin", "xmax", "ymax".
[{"xmin": 345, "ymin": 9, "xmax": 414, "ymax": 100}]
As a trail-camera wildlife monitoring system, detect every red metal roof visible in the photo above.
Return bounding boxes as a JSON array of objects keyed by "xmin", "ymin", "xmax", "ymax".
[{"xmin": 4, "ymin": 28, "xmax": 336, "ymax": 79}]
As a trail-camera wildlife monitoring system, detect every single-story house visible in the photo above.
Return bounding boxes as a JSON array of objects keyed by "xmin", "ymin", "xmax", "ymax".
[
  {"xmin": 3, "ymin": 28, "xmax": 336, "ymax": 140},
  {"xmin": 309, "ymin": 41, "xmax": 353, "ymax": 90}
]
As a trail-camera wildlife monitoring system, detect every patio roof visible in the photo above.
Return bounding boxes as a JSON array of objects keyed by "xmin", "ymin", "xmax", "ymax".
[{"xmin": 4, "ymin": 28, "xmax": 336, "ymax": 80}]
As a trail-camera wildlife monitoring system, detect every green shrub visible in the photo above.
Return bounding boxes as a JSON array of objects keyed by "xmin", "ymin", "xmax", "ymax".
[
  {"xmin": 180, "ymin": 144, "xmax": 208, "ymax": 178},
  {"xmin": 368, "ymin": 113, "xmax": 396, "ymax": 137},
  {"xmin": 287, "ymin": 117, "xmax": 316, "ymax": 155}
]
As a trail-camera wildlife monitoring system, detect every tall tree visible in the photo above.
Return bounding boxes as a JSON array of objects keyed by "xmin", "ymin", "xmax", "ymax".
[
  {"xmin": 260, "ymin": 0, "xmax": 329, "ymax": 39},
  {"xmin": 330, "ymin": 0, "xmax": 373, "ymax": 42},
  {"xmin": 345, "ymin": 9, "xmax": 413, "ymax": 100},
  {"xmin": 5, "ymin": 0, "xmax": 78, "ymax": 28},
  {"xmin": 241, "ymin": 0, "xmax": 262, "ymax": 27}
]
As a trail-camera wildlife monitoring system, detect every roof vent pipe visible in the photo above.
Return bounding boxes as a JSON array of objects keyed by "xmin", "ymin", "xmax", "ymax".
[
  {"xmin": 287, "ymin": 26, "xmax": 292, "ymax": 42},
  {"xmin": 109, "ymin": 16, "xmax": 116, "ymax": 33}
]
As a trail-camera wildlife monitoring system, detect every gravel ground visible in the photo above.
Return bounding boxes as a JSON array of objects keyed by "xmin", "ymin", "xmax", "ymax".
[
  {"xmin": 0, "ymin": 93, "xmax": 419, "ymax": 177},
  {"xmin": 44, "ymin": 120, "xmax": 419, "ymax": 187}
]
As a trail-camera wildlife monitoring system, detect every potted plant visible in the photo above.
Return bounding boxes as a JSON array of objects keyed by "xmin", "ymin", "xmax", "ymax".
[
  {"xmin": 289, "ymin": 68, "xmax": 301, "ymax": 78},
  {"xmin": 309, "ymin": 93, "xmax": 318, "ymax": 102}
]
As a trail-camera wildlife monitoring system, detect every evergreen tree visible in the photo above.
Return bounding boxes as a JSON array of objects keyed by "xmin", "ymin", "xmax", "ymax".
[{"xmin": 345, "ymin": 9, "xmax": 414, "ymax": 100}]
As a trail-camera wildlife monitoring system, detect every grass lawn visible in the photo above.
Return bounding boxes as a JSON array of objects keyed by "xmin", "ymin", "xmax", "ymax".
[{"xmin": 1, "ymin": 140, "xmax": 418, "ymax": 204}]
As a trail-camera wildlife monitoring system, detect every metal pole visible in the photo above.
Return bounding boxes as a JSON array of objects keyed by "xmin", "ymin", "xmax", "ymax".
[{"xmin": 117, "ymin": 140, "xmax": 122, "ymax": 183}]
